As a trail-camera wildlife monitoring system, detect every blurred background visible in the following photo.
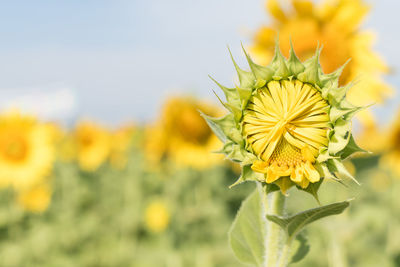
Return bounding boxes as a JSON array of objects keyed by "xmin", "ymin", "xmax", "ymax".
[{"xmin": 0, "ymin": 0, "xmax": 400, "ymax": 266}]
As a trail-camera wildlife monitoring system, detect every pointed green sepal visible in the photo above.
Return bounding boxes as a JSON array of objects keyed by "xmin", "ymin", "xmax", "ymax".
[
  {"xmin": 241, "ymin": 44, "xmax": 274, "ymax": 81},
  {"xmin": 209, "ymin": 75, "xmax": 240, "ymax": 105},
  {"xmin": 230, "ymin": 165, "xmax": 264, "ymax": 188},
  {"xmin": 320, "ymin": 59, "xmax": 350, "ymax": 87},
  {"xmin": 330, "ymin": 103, "xmax": 363, "ymax": 122},
  {"xmin": 297, "ymin": 179, "xmax": 323, "ymax": 204},
  {"xmin": 200, "ymin": 112, "xmax": 243, "ymax": 145},
  {"xmin": 228, "ymin": 46, "xmax": 255, "ymax": 88},
  {"xmin": 236, "ymin": 85, "xmax": 253, "ymax": 109},
  {"xmin": 327, "ymin": 82, "xmax": 354, "ymax": 104},
  {"xmin": 297, "ymin": 47, "xmax": 322, "ymax": 86},
  {"xmin": 316, "ymin": 148, "xmax": 338, "ymax": 163},
  {"xmin": 225, "ymin": 144, "xmax": 257, "ymax": 165},
  {"xmin": 328, "ymin": 118, "xmax": 351, "ymax": 155},
  {"xmin": 327, "ymin": 158, "xmax": 360, "ymax": 185},
  {"xmin": 287, "ymin": 40, "xmax": 305, "ymax": 75},
  {"xmin": 339, "ymin": 135, "xmax": 367, "ymax": 159},
  {"xmin": 270, "ymin": 40, "xmax": 290, "ymax": 79}
]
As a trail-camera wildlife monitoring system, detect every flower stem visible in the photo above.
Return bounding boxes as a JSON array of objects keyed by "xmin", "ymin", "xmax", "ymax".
[
  {"xmin": 276, "ymin": 241, "xmax": 292, "ymax": 267},
  {"xmin": 263, "ymin": 190, "xmax": 286, "ymax": 267}
]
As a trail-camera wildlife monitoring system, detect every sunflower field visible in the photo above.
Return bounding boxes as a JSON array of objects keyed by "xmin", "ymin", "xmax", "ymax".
[{"xmin": 1, "ymin": 0, "xmax": 400, "ymax": 266}]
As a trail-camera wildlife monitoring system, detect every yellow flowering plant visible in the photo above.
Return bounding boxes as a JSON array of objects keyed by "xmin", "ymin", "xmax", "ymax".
[
  {"xmin": 202, "ymin": 42, "xmax": 365, "ymax": 266},
  {"xmin": 144, "ymin": 97, "xmax": 223, "ymax": 170},
  {"xmin": 0, "ymin": 111, "xmax": 55, "ymax": 190}
]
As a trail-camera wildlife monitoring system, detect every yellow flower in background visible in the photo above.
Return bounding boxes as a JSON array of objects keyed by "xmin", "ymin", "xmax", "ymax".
[
  {"xmin": 0, "ymin": 111, "xmax": 55, "ymax": 189},
  {"xmin": 251, "ymin": 0, "xmax": 392, "ymax": 125},
  {"xmin": 356, "ymin": 118, "xmax": 386, "ymax": 154},
  {"xmin": 109, "ymin": 124, "xmax": 135, "ymax": 170},
  {"xmin": 74, "ymin": 122, "xmax": 111, "ymax": 172},
  {"xmin": 145, "ymin": 97, "xmax": 223, "ymax": 169},
  {"xmin": 16, "ymin": 183, "xmax": 52, "ymax": 213},
  {"xmin": 145, "ymin": 200, "xmax": 170, "ymax": 233},
  {"xmin": 380, "ymin": 110, "xmax": 400, "ymax": 176},
  {"xmin": 57, "ymin": 131, "xmax": 78, "ymax": 162}
]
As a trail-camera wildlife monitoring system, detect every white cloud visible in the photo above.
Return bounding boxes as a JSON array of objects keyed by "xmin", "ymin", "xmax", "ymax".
[{"xmin": 0, "ymin": 86, "xmax": 77, "ymax": 121}]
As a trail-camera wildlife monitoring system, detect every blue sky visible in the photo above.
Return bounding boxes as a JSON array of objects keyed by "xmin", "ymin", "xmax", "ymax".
[{"xmin": 0, "ymin": 0, "xmax": 398, "ymax": 126}]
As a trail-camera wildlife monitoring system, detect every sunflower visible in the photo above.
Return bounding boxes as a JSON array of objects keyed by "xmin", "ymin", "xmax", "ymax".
[
  {"xmin": 16, "ymin": 182, "xmax": 52, "ymax": 213},
  {"xmin": 379, "ymin": 110, "xmax": 400, "ymax": 176},
  {"xmin": 144, "ymin": 97, "xmax": 223, "ymax": 169},
  {"xmin": 251, "ymin": 0, "xmax": 392, "ymax": 125},
  {"xmin": 0, "ymin": 111, "xmax": 55, "ymax": 189},
  {"xmin": 144, "ymin": 200, "xmax": 170, "ymax": 233},
  {"xmin": 356, "ymin": 117, "xmax": 386, "ymax": 154},
  {"xmin": 109, "ymin": 124, "xmax": 135, "ymax": 170},
  {"xmin": 74, "ymin": 121, "xmax": 111, "ymax": 172},
  {"xmin": 203, "ymin": 44, "xmax": 364, "ymax": 194}
]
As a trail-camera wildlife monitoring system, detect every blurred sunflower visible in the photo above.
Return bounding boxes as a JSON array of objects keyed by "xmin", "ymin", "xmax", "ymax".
[
  {"xmin": 356, "ymin": 118, "xmax": 386, "ymax": 154},
  {"xmin": 144, "ymin": 200, "xmax": 170, "ymax": 233},
  {"xmin": 380, "ymin": 111, "xmax": 400, "ymax": 176},
  {"xmin": 251, "ymin": 0, "xmax": 392, "ymax": 124},
  {"xmin": 109, "ymin": 124, "xmax": 135, "ymax": 170},
  {"xmin": 74, "ymin": 121, "xmax": 111, "ymax": 172},
  {"xmin": 144, "ymin": 97, "xmax": 223, "ymax": 169},
  {"xmin": 0, "ymin": 111, "xmax": 55, "ymax": 189},
  {"xmin": 16, "ymin": 183, "xmax": 52, "ymax": 213}
]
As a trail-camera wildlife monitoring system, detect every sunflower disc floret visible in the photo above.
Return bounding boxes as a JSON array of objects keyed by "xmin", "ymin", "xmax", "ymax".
[{"xmin": 202, "ymin": 43, "xmax": 365, "ymax": 195}]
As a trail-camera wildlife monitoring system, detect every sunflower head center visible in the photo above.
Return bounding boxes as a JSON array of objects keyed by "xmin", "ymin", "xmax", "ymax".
[
  {"xmin": 1, "ymin": 135, "xmax": 29, "ymax": 162},
  {"xmin": 270, "ymin": 139, "xmax": 303, "ymax": 167},
  {"xmin": 243, "ymin": 79, "xmax": 329, "ymax": 163},
  {"xmin": 79, "ymin": 134, "xmax": 94, "ymax": 147},
  {"xmin": 176, "ymin": 108, "xmax": 211, "ymax": 144}
]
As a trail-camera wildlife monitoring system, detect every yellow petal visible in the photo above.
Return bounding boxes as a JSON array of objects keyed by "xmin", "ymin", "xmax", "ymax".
[
  {"xmin": 304, "ymin": 161, "xmax": 320, "ymax": 183},
  {"xmin": 266, "ymin": 0, "xmax": 287, "ymax": 22}
]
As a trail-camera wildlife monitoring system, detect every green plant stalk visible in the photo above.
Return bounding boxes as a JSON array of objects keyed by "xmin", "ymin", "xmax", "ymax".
[
  {"xmin": 277, "ymin": 241, "xmax": 292, "ymax": 267},
  {"xmin": 264, "ymin": 190, "xmax": 286, "ymax": 267}
]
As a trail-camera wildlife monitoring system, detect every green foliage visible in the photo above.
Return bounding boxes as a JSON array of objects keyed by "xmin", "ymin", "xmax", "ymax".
[
  {"xmin": 229, "ymin": 188, "xmax": 265, "ymax": 267},
  {"xmin": 267, "ymin": 200, "xmax": 350, "ymax": 239},
  {"xmin": 0, "ymin": 149, "xmax": 254, "ymax": 267},
  {"xmin": 291, "ymin": 233, "xmax": 310, "ymax": 264}
]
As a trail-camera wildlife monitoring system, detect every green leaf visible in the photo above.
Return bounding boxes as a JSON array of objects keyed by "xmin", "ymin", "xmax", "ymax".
[
  {"xmin": 229, "ymin": 188, "xmax": 266, "ymax": 267},
  {"xmin": 291, "ymin": 233, "xmax": 310, "ymax": 263},
  {"xmin": 266, "ymin": 200, "xmax": 350, "ymax": 239}
]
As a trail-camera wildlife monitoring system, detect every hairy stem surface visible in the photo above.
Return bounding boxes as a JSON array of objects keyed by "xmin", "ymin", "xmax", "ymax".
[{"xmin": 264, "ymin": 190, "xmax": 286, "ymax": 267}]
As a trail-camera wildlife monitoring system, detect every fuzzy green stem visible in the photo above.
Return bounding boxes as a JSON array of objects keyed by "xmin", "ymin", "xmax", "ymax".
[
  {"xmin": 276, "ymin": 241, "xmax": 292, "ymax": 267},
  {"xmin": 264, "ymin": 190, "xmax": 286, "ymax": 267}
]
